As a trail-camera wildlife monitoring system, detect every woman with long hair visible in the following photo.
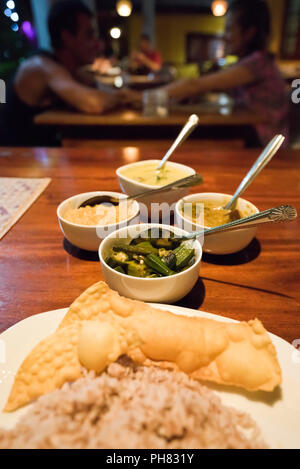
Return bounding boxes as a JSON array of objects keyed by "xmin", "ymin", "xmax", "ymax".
[{"xmin": 163, "ymin": 0, "xmax": 289, "ymax": 146}]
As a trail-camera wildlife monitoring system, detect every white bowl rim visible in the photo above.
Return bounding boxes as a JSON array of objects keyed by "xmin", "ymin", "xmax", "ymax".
[
  {"xmin": 99, "ymin": 223, "xmax": 202, "ymax": 282},
  {"xmin": 175, "ymin": 192, "xmax": 259, "ymax": 228},
  {"xmin": 116, "ymin": 159, "xmax": 196, "ymax": 190},
  {"xmin": 57, "ymin": 191, "xmax": 140, "ymax": 229}
]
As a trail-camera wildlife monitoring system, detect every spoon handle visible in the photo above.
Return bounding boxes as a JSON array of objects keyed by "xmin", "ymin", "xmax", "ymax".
[
  {"xmin": 125, "ymin": 173, "xmax": 203, "ymax": 202},
  {"xmin": 224, "ymin": 134, "xmax": 285, "ymax": 211},
  {"xmin": 181, "ymin": 205, "xmax": 297, "ymax": 240},
  {"xmin": 156, "ymin": 114, "xmax": 199, "ymax": 171}
]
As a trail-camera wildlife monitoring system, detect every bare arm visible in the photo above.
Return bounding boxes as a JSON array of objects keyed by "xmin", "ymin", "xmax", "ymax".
[
  {"xmin": 165, "ymin": 64, "xmax": 255, "ymax": 100},
  {"xmin": 42, "ymin": 58, "xmax": 120, "ymax": 114}
]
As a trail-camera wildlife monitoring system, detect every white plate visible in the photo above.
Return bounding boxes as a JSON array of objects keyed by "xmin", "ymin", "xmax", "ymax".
[{"xmin": 0, "ymin": 305, "xmax": 300, "ymax": 449}]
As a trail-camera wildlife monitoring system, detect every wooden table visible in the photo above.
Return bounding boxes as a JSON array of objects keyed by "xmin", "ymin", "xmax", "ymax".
[
  {"xmin": 34, "ymin": 108, "xmax": 264, "ymax": 146},
  {"xmin": 35, "ymin": 108, "xmax": 264, "ymax": 127},
  {"xmin": 0, "ymin": 142, "xmax": 299, "ymax": 346}
]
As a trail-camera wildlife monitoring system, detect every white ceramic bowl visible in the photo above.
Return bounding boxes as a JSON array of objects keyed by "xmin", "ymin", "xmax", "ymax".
[
  {"xmin": 175, "ymin": 192, "xmax": 259, "ymax": 255},
  {"xmin": 99, "ymin": 223, "xmax": 202, "ymax": 303},
  {"xmin": 116, "ymin": 160, "xmax": 196, "ymax": 211},
  {"xmin": 57, "ymin": 192, "xmax": 140, "ymax": 252}
]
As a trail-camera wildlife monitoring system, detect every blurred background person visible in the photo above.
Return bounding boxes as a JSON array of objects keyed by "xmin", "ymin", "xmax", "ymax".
[
  {"xmin": 91, "ymin": 37, "xmax": 118, "ymax": 75},
  {"xmin": 129, "ymin": 33, "xmax": 163, "ymax": 74},
  {"xmin": 163, "ymin": 0, "xmax": 289, "ymax": 146},
  {"xmin": 1, "ymin": 0, "xmax": 123, "ymax": 146}
]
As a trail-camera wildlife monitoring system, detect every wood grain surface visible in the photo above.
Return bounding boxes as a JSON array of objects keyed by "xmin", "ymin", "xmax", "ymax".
[
  {"xmin": 34, "ymin": 108, "xmax": 265, "ymax": 127},
  {"xmin": 0, "ymin": 142, "xmax": 299, "ymax": 347}
]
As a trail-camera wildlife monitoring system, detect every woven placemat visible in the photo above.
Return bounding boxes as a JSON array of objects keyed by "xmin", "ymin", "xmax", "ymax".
[{"xmin": 0, "ymin": 178, "xmax": 51, "ymax": 240}]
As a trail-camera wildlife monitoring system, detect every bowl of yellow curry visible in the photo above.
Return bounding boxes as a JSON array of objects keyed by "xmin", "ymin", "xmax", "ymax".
[
  {"xmin": 116, "ymin": 160, "xmax": 196, "ymax": 211},
  {"xmin": 175, "ymin": 192, "xmax": 259, "ymax": 255}
]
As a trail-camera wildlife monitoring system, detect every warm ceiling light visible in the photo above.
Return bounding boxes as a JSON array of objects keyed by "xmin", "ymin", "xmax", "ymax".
[
  {"xmin": 110, "ymin": 27, "xmax": 121, "ymax": 39},
  {"xmin": 116, "ymin": 0, "xmax": 132, "ymax": 17},
  {"xmin": 211, "ymin": 0, "xmax": 228, "ymax": 17}
]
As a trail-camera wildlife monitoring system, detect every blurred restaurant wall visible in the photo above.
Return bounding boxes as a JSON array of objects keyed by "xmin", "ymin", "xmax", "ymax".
[
  {"xmin": 126, "ymin": 0, "xmax": 294, "ymax": 66},
  {"xmin": 128, "ymin": 13, "xmax": 224, "ymax": 66},
  {"xmin": 1, "ymin": 0, "xmax": 300, "ymax": 148},
  {"xmin": 1, "ymin": 0, "xmax": 300, "ymax": 74}
]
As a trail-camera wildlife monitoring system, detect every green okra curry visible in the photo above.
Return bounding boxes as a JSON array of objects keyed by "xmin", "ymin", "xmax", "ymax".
[{"xmin": 105, "ymin": 229, "xmax": 196, "ymax": 278}]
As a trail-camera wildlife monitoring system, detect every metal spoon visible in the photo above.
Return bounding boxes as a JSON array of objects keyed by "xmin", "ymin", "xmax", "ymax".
[
  {"xmin": 174, "ymin": 205, "xmax": 297, "ymax": 241},
  {"xmin": 78, "ymin": 173, "xmax": 203, "ymax": 208},
  {"xmin": 156, "ymin": 114, "xmax": 199, "ymax": 180},
  {"xmin": 221, "ymin": 134, "xmax": 285, "ymax": 212}
]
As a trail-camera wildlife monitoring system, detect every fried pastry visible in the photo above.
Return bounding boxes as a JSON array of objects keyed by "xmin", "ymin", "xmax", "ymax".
[
  {"xmin": 4, "ymin": 282, "xmax": 282, "ymax": 412},
  {"xmin": 59, "ymin": 281, "xmax": 282, "ymax": 392},
  {"xmin": 4, "ymin": 324, "xmax": 82, "ymax": 412}
]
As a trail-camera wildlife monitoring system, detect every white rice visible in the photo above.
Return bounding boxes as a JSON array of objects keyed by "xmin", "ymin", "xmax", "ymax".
[{"xmin": 0, "ymin": 357, "xmax": 267, "ymax": 449}]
